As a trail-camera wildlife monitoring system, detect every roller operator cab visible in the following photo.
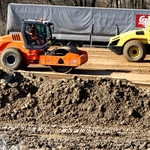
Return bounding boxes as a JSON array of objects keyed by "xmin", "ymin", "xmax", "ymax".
[
  {"xmin": 108, "ymin": 16, "xmax": 150, "ymax": 62},
  {"xmin": 0, "ymin": 19, "xmax": 88, "ymax": 73}
]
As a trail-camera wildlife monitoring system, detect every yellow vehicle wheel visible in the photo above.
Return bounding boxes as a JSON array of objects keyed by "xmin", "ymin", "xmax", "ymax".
[
  {"xmin": 128, "ymin": 46, "xmax": 140, "ymax": 58},
  {"xmin": 123, "ymin": 40, "xmax": 146, "ymax": 62}
]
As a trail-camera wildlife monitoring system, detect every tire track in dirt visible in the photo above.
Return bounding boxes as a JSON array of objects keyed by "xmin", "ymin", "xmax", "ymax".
[{"xmin": 77, "ymin": 47, "xmax": 150, "ymax": 73}]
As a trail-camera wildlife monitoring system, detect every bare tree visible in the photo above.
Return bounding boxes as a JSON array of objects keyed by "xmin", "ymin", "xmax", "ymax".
[
  {"xmin": 91, "ymin": 0, "xmax": 96, "ymax": 7},
  {"xmin": 142, "ymin": 0, "xmax": 147, "ymax": 8},
  {"xmin": 73, "ymin": 0, "xmax": 78, "ymax": 6},
  {"xmin": 122, "ymin": 0, "xmax": 126, "ymax": 7},
  {"xmin": 110, "ymin": 0, "xmax": 114, "ymax": 7},
  {"xmin": 116, "ymin": 0, "xmax": 118, "ymax": 8},
  {"xmin": 80, "ymin": 0, "xmax": 83, "ymax": 6},
  {"xmin": 84, "ymin": 0, "xmax": 87, "ymax": 6},
  {"xmin": 42, "ymin": 0, "xmax": 150, "ymax": 8}
]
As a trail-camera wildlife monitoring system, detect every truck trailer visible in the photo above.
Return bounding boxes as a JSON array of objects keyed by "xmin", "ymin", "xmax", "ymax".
[{"xmin": 7, "ymin": 3, "xmax": 150, "ymax": 47}]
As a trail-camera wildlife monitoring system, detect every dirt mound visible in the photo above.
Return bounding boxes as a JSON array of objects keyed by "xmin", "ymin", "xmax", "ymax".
[
  {"xmin": 0, "ymin": 69, "xmax": 150, "ymax": 149},
  {"xmin": 0, "ymin": 69, "xmax": 150, "ymax": 127}
]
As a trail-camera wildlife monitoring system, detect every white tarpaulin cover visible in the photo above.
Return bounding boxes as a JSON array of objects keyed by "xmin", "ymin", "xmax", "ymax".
[{"xmin": 7, "ymin": 3, "xmax": 150, "ymax": 39}]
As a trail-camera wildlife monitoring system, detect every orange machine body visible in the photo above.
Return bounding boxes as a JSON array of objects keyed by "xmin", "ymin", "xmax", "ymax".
[
  {"xmin": 0, "ymin": 33, "xmax": 43, "ymax": 64},
  {"xmin": 40, "ymin": 49, "xmax": 88, "ymax": 66},
  {"xmin": 0, "ymin": 33, "xmax": 88, "ymax": 67}
]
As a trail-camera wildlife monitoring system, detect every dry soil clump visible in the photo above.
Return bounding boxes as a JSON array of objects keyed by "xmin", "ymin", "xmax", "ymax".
[{"xmin": 0, "ymin": 69, "xmax": 150, "ymax": 149}]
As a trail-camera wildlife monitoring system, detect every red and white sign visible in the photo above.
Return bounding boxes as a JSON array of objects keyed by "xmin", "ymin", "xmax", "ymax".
[{"xmin": 135, "ymin": 14, "xmax": 149, "ymax": 28}]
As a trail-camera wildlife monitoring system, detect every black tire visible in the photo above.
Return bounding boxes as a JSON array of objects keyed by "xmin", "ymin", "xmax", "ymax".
[
  {"xmin": 50, "ymin": 45, "xmax": 79, "ymax": 73},
  {"xmin": 123, "ymin": 40, "xmax": 146, "ymax": 62},
  {"xmin": 56, "ymin": 45, "xmax": 80, "ymax": 54},
  {"xmin": 68, "ymin": 42, "xmax": 80, "ymax": 47},
  {"xmin": 53, "ymin": 41, "xmax": 64, "ymax": 47},
  {"xmin": 1, "ymin": 47, "xmax": 22, "ymax": 70}
]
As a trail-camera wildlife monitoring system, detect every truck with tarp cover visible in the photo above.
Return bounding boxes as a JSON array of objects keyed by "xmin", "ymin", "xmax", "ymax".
[{"xmin": 7, "ymin": 3, "xmax": 150, "ymax": 47}]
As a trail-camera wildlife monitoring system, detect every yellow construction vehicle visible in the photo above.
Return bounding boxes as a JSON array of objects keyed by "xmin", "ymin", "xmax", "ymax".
[{"xmin": 108, "ymin": 16, "xmax": 150, "ymax": 62}]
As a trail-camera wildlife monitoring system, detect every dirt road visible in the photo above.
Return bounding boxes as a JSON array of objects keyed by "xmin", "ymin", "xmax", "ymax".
[
  {"xmin": 38, "ymin": 46, "xmax": 150, "ymax": 84},
  {"xmin": 77, "ymin": 47, "xmax": 150, "ymax": 83}
]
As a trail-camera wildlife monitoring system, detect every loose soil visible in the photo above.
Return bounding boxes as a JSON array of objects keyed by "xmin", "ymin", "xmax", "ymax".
[{"xmin": 0, "ymin": 48, "xmax": 150, "ymax": 150}]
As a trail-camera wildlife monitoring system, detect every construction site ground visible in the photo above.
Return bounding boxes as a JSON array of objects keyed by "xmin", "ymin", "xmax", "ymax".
[{"xmin": 0, "ymin": 47, "xmax": 150, "ymax": 150}]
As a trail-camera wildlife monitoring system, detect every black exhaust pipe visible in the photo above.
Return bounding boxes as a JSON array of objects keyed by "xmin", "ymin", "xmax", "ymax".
[{"xmin": 116, "ymin": 24, "xmax": 120, "ymax": 35}]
